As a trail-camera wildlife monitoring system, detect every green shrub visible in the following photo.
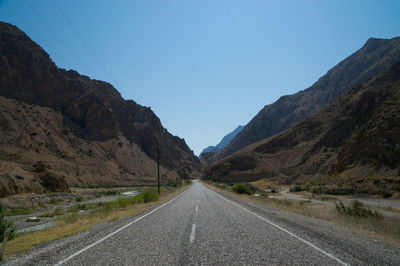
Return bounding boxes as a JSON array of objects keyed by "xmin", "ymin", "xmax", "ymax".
[
  {"xmin": 143, "ymin": 189, "xmax": 159, "ymax": 203},
  {"xmin": 289, "ymin": 185, "xmax": 302, "ymax": 192},
  {"xmin": 105, "ymin": 190, "xmax": 121, "ymax": 196},
  {"xmin": 335, "ymin": 200, "xmax": 381, "ymax": 218},
  {"xmin": 0, "ymin": 202, "xmax": 16, "ymax": 242},
  {"xmin": 165, "ymin": 179, "xmax": 178, "ymax": 187},
  {"xmin": 117, "ymin": 197, "xmax": 132, "ymax": 208},
  {"xmin": 131, "ymin": 194, "xmax": 145, "ymax": 204},
  {"xmin": 232, "ymin": 183, "xmax": 252, "ymax": 195},
  {"xmin": 260, "ymin": 192, "xmax": 269, "ymax": 198}
]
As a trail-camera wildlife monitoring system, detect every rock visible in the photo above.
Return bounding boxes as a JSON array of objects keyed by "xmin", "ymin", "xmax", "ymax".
[{"xmin": 26, "ymin": 217, "xmax": 40, "ymax": 222}]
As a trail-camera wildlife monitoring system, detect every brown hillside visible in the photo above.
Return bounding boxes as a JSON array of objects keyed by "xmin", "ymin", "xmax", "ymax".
[
  {"xmin": 0, "ymin": 21, "xmax": 202, "ymax": 194},
  {"xmin": 205, "ymin": 37, "xmax": 400, "ymax": 164},
  {"xmin": 204, "ymin": 62, "xmax": 400, "ymax": 196},
  {"xmin": 0, "ymin": 22, "xmax": 202, "ymax": 196},
  {"xmin": 0, "ymin": 96, "xmax": 179, "ymax": 196}
]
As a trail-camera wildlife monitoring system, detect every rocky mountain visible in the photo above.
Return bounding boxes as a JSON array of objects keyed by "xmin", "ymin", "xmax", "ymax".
[
  {"xmin": 206, "ymin": 37, "xmax": 400, "ymax": 163},
  {"xmin": 199, "ymin": 125, "xmax": 244, "ymax": 160},
  {"xmin": 0, "ymin": 22, "xmax": 202, "ymax": 196},
  {"xmin": 204, "ymin": 62, "xmax": 400, "ymax": 196}
]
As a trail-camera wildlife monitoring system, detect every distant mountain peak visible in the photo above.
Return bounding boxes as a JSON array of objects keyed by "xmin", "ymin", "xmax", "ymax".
[{"xmin": 199, "ymin": 125, "xmax": 244, "ymax": 161}]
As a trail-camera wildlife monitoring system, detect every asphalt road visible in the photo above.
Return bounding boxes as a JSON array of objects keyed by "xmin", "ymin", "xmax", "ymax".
[{"xmin": 4, "ymin": 180, "xmax": 400, "ymax": 265}]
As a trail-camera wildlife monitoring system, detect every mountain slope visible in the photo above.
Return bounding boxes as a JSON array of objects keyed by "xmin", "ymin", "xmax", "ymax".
[
  {"xmin": 207, "ymin": 37, "xmax": 400, "ymax": 163},
  {"xmin": 204, "ymin": 62, "xmax": 400, "ymax": 196},
  {"xmin": 0, "ymin": 22, "xmax": 201, "ymax": 195},
  {"xmin": 199, "ymin": 125, "xmax": 244, "ymax": 160}
]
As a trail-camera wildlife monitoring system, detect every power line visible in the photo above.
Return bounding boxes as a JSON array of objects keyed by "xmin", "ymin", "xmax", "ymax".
[
  {"xmin": 53, "ymin": 0, "xmax": 121, "ymax": 88},
  {"xmin": 22, "ymin": 0, "xmax": 93, "ymax": 77},
  {"xmin": 4, "ymin": 3, "xmax": 72, "ymax": 70}
]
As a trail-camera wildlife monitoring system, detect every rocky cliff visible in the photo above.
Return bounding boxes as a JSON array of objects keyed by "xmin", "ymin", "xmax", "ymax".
[
  {"xmin": 207, "ymin": 37, "xmax": 400, "ymax": 163},
  {"xmin": 204, "ymin": 62, "xmax": 400, "ymax": 196},
  {"xmin": 0, "ymin": 22, "xmax": 202, "ymax": 196}
]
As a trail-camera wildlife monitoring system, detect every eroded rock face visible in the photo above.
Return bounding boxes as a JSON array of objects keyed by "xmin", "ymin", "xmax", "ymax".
[
  {"xmin": 204, "ymin": 62, "xmax": 400, "ymax": 195},
  {"xmin": 38, "ymin": 171, "xmax": 68, "ymax": 192},
  {"xmin": 207, "ymin": 37, "xmax": 400, "ymax": 164},
  {"xmin": 0, "ymin": 22, "xmax": 202, "ymax": 184}
]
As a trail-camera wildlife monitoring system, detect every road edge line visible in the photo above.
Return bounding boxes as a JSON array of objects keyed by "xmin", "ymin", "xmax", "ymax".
[
  {"xmin": 212, "ymin": 189, "xmax": 349, "ymax": 266},
  {"xmin": 55, "ymin": 185, "xmax": 192, "ymax": 265}
]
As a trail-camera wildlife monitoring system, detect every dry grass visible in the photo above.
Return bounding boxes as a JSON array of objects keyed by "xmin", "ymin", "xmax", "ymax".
[
  {"xmin": 203, "ymin": 181, "xmax": 400, "ymax": 248},
  {"xmin": 3, "ymin": 184, "xmax": 190, "ymax": 260},
  {"xmin": 250, "ymin": 179, "xmax": 271, "ymax": 188}
]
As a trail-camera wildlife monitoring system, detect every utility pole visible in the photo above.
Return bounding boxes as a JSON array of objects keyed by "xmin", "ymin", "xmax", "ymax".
[{"xmin": 157, "ymin": 140, "xmax": 160, "ymax": 195}]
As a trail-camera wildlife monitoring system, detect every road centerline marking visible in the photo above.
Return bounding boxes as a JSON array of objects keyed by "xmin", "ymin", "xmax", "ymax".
[
  {"xmin": 54, "ymin": 187, "xmax": 191, "ymax": 266},
  {"xmin": 189, "ymin": 224, "xmax": 196, "ymax": 243},
  {"xmin": 213, "ymin": 190, "xmax": 349, "ymax": 266}
]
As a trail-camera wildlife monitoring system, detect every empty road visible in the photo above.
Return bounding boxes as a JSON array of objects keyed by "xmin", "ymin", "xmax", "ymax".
[{"xmin": 5, "ymin": 180, "xmax": 400, "ymax": 265}]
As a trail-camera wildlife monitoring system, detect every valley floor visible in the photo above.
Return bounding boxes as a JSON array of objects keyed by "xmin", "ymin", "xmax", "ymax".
[{"xmin": 4, "ymin": 180, "xmax": 399, "ymax": 265}]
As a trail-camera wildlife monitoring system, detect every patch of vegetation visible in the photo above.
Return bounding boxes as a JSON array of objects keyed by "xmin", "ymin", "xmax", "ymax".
[
  {"xmin": 0, "ymin": 202, "xmax": 16, "ymax": 242},
  {"xmin": 73, "ymin": 183, "xmax": 138, "ymax": 189},
  {"xmin": 260, "ymin": 192, "xmax": 269, "ymax": 198},
  {"xmin": 3, "ymin": 207, "xmax": 34, "ymax": 216},
  {"xmin": 67, "ymin": 204, "xmax": 87, "ymax": 213},
  {"xmin": 59, "ymin": 211, "xmax": 79, "ymax": 224},
  {"xmin": 289, "ymin": 185, "xmax": 303, "ymax": 192},
  {"xmin": 335, "ymin": 200, "xmax": 382, "ymax": 218},
  {"xmin": 165, "ymin": 179, "xmax": 179, "ymax": 187},
  {"xmin": 98, "ymin": 189, "xmax": 160, "ymax": 212},
  {"xmin": 49, "ymin": 199, "xmax": 59, "ymax": 205},
  {"xmin": 104, "ymin": 190, "xmax": 121, "ymax": 196},
  {"xmin": 299, "ymin": 199, "xmax": 311, "ymax": 206},
  {"xmin": 143, "ymin": 189, "xmax": 159, "ymax": 203},
  {"xmin": 232, "ymin": 183, "xmax": 252, "ymax": 195},
  {"xmin": 75, "ymin": 196, "xmax": 84, "ymax": 202},
  {"xmin": 40, "ymin": 208, "xmax": 64, "ymax": 218}
]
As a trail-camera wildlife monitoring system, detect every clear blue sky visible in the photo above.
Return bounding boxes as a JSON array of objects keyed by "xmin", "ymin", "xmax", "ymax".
[{"xmin": 1, "ymin": 0, "xmax": 400, "ymax": 155}]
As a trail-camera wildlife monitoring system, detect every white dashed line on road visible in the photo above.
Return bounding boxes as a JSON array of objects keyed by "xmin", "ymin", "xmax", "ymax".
[{"xmin": 189, "ymin": 224, "xmax": 196, "ymax": 243}]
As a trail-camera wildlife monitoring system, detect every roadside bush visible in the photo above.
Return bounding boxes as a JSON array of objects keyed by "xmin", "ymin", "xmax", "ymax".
[
  {"xmin": 335, "ymin": 200, "xmax": 381, "ymax": 218},
  {"xmin": 143, "ymin": 189, "xmax": 159, "ymax": 203},
  {"xmin": 289, "ymin": 185, "xmax": 303, "ymax": 192},
  {"xmin": 166, "ymin": 179, "xmax": 179, "ymax": 187},
  {"xmin": 0, "ymin": 202, "xmax": 16, "ymax": 242},
  {"xmin": 131, "ymin": 194, "xmax": 145, "ymax": 204},
  {"xmin": 232, "ymin": 183, "xmax": 252, "ymax": 195},
  {"xmin": 117, "ymin": 197, "xmax": 132, "ymax": 208},
  {"xmin": 105, "ymin": 190, "xmax": 121, "ymax": 196}
]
